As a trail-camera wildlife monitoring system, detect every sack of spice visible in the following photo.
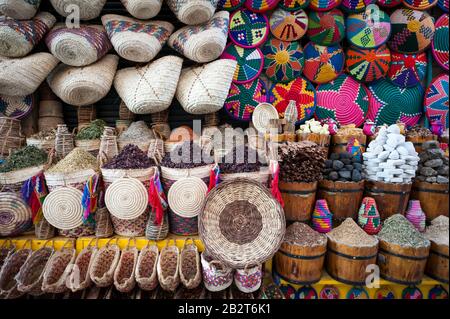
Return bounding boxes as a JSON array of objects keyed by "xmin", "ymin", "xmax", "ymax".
[{"xmin": 118, "ymin": 121, "xmax": 155, "ymax": 153}]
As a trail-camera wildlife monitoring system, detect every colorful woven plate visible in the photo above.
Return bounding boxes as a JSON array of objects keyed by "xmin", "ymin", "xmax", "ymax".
[
  {"xmin": 424, "ymin": 73, "xmax": 449, "ymax": 129},
  {"xmin": 0, "ymin": 94, "xmax": 35, "ymax": 119},
  {"xmin": 367, "ymin": 79, "xmax": 423, "ymax": 127},
  {"xmin": 375, "ymin": 287, "xmax": 396, "ymax": 299},
  {"xmin": 270, "ymin": 8, "xmax": 308, "ymax": 41},
  {"xmin": 402, "ymin": 0, "xmax": 438, "ymax": 10},
  {"xmin": 229, "ymin": 9, "xmax": 269, "ymax": 49},
  {"xmin": 297, "ymin": 286, "xmax": 318, "ymax": 299},
  {"xmin": 280, "ymin": 0, "xmax": 311, "ymax": 10},
  {"xmin": 388, "ymin": 8, "xmax": 435, "ymax": 54},
  {"xmin": 388, "ymin": 52, "xmax": 427, "ymax": 88},
  {"xmin": 377, "ymin": 0, "xmax": 402, "ymax": 7},
  {"xmin": 262, "ymin": 38, "xmax": 304, "ymax": 83},
  {"xmin": 315, "ymin": 74, "xmax": 370, "ymax": 127},
  {"xmin": 218, "ymin": 0, "xmax": 246, "ymax": 10},
  {"xmin": 303, "ymin": 42, "xmax": 345, "ymax": 84},
  {"xmin": 319, "ymin": 286, "xmax": 340, "ymax": 299},
  {"xmin": 268, "ymin": 77, "xmax": 316, "ymax": 124},
  {"xmin": 432, "ymin": 14, "xmax": 449, "ymax": 71},
  {"xmin": 345, "ymin": 45, "xmax": 391, "ymax": 83},
  {"xmin": 346, "ymin": 5, "xmax": 391, "ymax": 49},
  {"xmin": 428, "ymin": 286, "xmax": 449, "ymax": 299},
  {"xmin": 341, "ymin": 0, "xmax": 376, "ymax": 12},
  {"xmin": 347, "ymin": 287, "xmax": 369, "ymax": 299},
  {"xmin": 222, "ymin": 44, "xmax": 264, "ymax": 84},
  {"xmin": 309, "ymin": 0, "xmax": 342, "ymax": 11},
  {"xmin": 224, "ymin": 78, "xmax": 268, "ymax": 121},
  {"xmin": 438, "ymin": 0, "xmax": 449, "ymax": 12},
  {"xmin": 402, "ymin": 286, "xmax": 423, "ymax": 299},
  {"xmin": 307, "ymin": 8, "xmax": 345, "ymax": 46},
  {"xmin": 245, "ymin": 0, "xmax": 281, "ymax": 12}
]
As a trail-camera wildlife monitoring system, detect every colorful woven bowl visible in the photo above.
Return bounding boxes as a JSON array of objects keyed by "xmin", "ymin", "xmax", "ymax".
[
  {"xmin": 224, "ymin": 78, "xmax": 268, "ymax": 121},
  {"xmin": 345, "ymin": 45, "xmax": 391, "ymax": 83},
  {"xmin": 309, "ymin": 0, "xmax": 342, "ymax": 11},
  {"xmin": 221, "ymin": 44, "xmax": 264, "ymax": 84},
  {"xmin": 367, "ymin": 79, "xmax": 423, "ymax": 127},
  {"xmin": 388, "ymin": 8, "xmax": 435, "ymax": 54},
  {"xmin": 268, "ymin": 77, "xmax": 316, "ymax": 124},
  {"xmin": 245, "ymin": 0, "xmax": 281, "ymax": 12},
  {"xmin": 376, "ymin": 0, "xmax": 402, "ymax": 7},
  {"xmin": 346, "ymin": 5, "xmax": 391, "ymax": 49},
  {"xmin": 307, "ymin": 9, "xmax": 345, "ymax": 46},
  {"xmin": 262, "ymin": 38, "xmax": 304, "ymax": 83},
  {"xmin": 229, "ymin": 9, "xmax": 269, "ymax": 48},
  {"xmin": 432, "ymin": 14, "xmax": 449, "ymax": 71},
  {"xmin": 388, "ymin": 52, "xmax": 427, "ymax": 88},
  {"xmin": 218, "ymin": 0, "xmax": 246, "ymax": 10},
  {"xmin": 424, "ymin": 73, "xmax": 449, "ymax": 129},
  {"xmin": 402, "ymin": 0, "xmax": 438, "ymax": 10},
  {"xmin": 315, "ymin": 74, "xmax": 369, "ymax": 127},
  {"xmin": 341, "ymin": 0, "xmax": 376, "ymax": 12},
  {"xmin": 280, "ymin": 0, "xmax": 311, "ymax": 10},
  {"xmin": 303, "ymin": 42, "xmax": 345, "ymax": 84},
  {"xmin": 269, "ymin": 8, "xmax": 308, "ymax": 42},
  {"xmin": 0, "ymin": 93, "xmax": 35, "ymax": 119},
  {"xmin": 438, "ymin": 0, "xmax": 449, "ymax": 12}
]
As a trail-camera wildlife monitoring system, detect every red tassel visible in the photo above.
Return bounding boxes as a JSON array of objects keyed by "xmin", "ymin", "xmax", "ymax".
[
  {"xmin": 270, "ymin": 162, "xmax": 284, "ymax": 207},
  {"xmin": 207, "ymin": 166, "xmax": 218, "ymax": 193},
  {"xmin": 30, "ymin": 190, "xmax": 41, "ymax": 223},
  {"xmin": 148, "ymin": 178, "xmax": 164, "ymax": 225}
]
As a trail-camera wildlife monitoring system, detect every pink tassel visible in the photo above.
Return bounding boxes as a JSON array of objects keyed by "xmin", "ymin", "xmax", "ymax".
[{"xmin": 148, "ymin": 177, "xmax": 164, "ymax": 225}]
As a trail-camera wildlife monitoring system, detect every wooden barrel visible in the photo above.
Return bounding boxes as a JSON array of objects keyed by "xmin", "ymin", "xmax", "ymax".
[
  {"xmin": 406, "ymin": 135, "xmax": 437, "ymax": 154},
  {"xmin": 364, "ymin": 181, "xmax": 412, "ymax": 219},
  {"xmin": 411, "ymin": 181, "xmax": 449, "ymax": 221},
  {"xmin": 317, "ymin": 180, "xmax": 364, "ymax": 222},
  {"xmin": 377, "ymin": 240, "xmax": 430, "ymax": 285},
  {"xmin": 331, "ymin": 133, "xmax": 366, "ymax": 154},
  {"xmin": 425, "ymin": 241, "xmax": 449, "ymax": 284},
  {"xmin": 326, "ymin": 239, "xmax": 379, "ymax": 285},
  {"xmin": 279, "ymin": 181, "xmax": 317, "ymax": 222},
  {"xmin": 273, "ymin": 241, "xmax": 327, "ymax": 285}
]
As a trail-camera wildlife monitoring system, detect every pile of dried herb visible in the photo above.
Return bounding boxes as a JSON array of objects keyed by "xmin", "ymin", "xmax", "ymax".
[
  {"xmin": 378, "ymin": 214, "xmax": 430, "ymax": 248},
  {"xmin": 284, "ymin": 222, "xmax": 327, "ymax": 247},
  {"xmin": 30, "ymin": 129, "xmax": 57, "ymax": 141},
  {"xmin": 0, "ymin": 146, "xmax": 48, "ymax": 172},
  {"xmin": 219, "ymin": 146, "xmax": 264, "ymax": 174},
  {"xmin": 103, "ymin": 144, "xmax": 155, "ymax": 169},
  {"xmin": 327, "ymin": 218, "xmax": 378, "ymax": 247},
  {"xmin": 47, "ymin": 148, "xmax": 99, "ymax": 173},
  {"xmin": 76, "ymin": 119, "xmax": 106, "ymax": 140},
  {"xmin": 118, "ymin": 121, "xmax": 154, "ymax": 142},
  {"xmin": 160, "ymin": 141, "xmax": 211, "ymax": 169},
  {"xmin": 424, "ymin": 216, "xmax": 449, "ymax": 247}
]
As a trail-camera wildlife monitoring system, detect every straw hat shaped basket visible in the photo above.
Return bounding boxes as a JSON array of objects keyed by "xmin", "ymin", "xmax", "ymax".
[
  {"xmin": 102, "ymin": 14, "xmax": 174, "ymax": 63},
  {"xmin": 42, "ymin": 240, "xmax": 76, "ymax": 294},
  {"xmin": 66, "ymin": 238, "xmax": 98, "ymax": 292},
  {"xmin": 114, "ymin": 56, "xmax": 183, "ymax": 114},
  {"xmin": 167, "ymin": 0, "xmax": 219, "ymax": 25},
  {"xmin": 0, "ymin": 53, "xmax": 59, "ymax": 96},
  {"xmin": 113, "ymin": 239, "xmax": 138, "ymax": 293},
  {"xmin": 179, "ymin": 238, "xmax": 202, "ymax": 290},
  {"xmin": 45, "ymin": 24, "xmax": 112, "ymax": 67},
  {"xmin": 199, "ymin": 178, "xmax": 286, "ymax": 268},
  {"xmin": 121, "ymin": 0, "xmax": 163, "ymax": 19},
  {"xmin": 0, "ymin": 117, "xmax": 25, "ymax": 158},
  {"xmin": 0, "ymin": 192, "xmax": 32, "ymax": 237},
  {"xmin": 135, "ymin": 242, "xmax": 159, "ymax": 291},
  {"xmin": 47, "ymin": 54, "xmax": 119, "ymax": 107},
  {"xmin": 89, "ymin": 239, "xmax": 121, "ymax": 287},
  {"xmin": 0, "ymin": 0, "xmax": 42, "ymax": 20},
  {"xmin": 168, "ymin": 11, "xmax": 229, "ymax": 63},
  {"xmin": 0, "ymin": 12, "xmax": 56, "ymax": 58},
  {"xmin": 176, "ymin": 59, "xmax": 237, "ymax": 115},
  {"xmin": 50, "ymin": 0, "xmax": 107, "ymax": 21},
  {"xmin": 157, "ymin": 240, "xmax": 180, "ymax": 292}
]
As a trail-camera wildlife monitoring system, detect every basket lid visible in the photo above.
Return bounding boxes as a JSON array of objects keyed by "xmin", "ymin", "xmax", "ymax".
[
  {"xmin": 42, "ymin": 187, "xmax": 84, "ymax": 230},
  {"xmin": 432, "ymin": 14, "xmax": 449, "ymax": 72},
  {"xmin": 105, "ymin": 177, "xmax": 149, "ymax": 220},
  {"xmin": 0, "ymin": 94, "xmax": 35, "ymax": 119},
  {"xmin": 221, "ymin": 44, "xmax": 264, "ymax": 84},
  {"xmin": 307, "ymin": 9, "xmax": 345, "ymax": 46},
  {"xmin": 245, "ymin": 0, "xmax": 279, "ymax": 12},
  {"xmin": 403, "ymin": 0, "xmax": 438, "ymax": 10},
  {"xmin": 387, "ymin": 52, "xmax": 427, "ymax": 88},
  {"xmin": 341, "ymin": 0, "xmax": 376, "ymax": 12},
  {"xmin": 309, "ymin": 0, "xmax": 341, "ymax": 11},
  {"xmin": 345, "ymin": 45, "xmax": 391, "ymax": 83},
  {"xmin": 252, "ymin": 102, "xmax": 279, "ymax": 134},
  {"xmin": 279, "ymin": 0, "xmax": 310, "ymax": 11},
  {"xmin": 424, "ymin": 73, "xmax": 449, "ymax": 130},
  {"xmin": 168, "ymin": 177, "xmax": 208, "ymax": 218},
  {"xmin": 269, "ymin": 8, "xmax": 308, "ymax": 42},
  {"xmin": 229, "ymin": 8, "xmax": 269, "ymax": 49},
  {"xmin": 218, "ymin": 0, "xmax": 245, "ymax": 10},
  {"xmin": 0, "ymin": 192, "xmax": 32, "ymax": 237},
  {"xmin": 303, "ymin": 42, "xmax": 344, "ymax": 84}
]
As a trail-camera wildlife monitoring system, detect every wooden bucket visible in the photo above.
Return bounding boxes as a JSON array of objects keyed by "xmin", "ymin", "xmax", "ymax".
[
  {"xmin": 317, "ymin": 180, "xmax": 364, "ymax": 222},
  {"xmin": 364, "ymin": 181, "xmax": 412, "ymax": 219},
  {"xmin": 273, "ymin": 241, "xmax": 327, "ymax": 285},
  {"xmin": 425, "ymin": 241, "xmax": 449, "ymax": 284},
  {"xmin": 331, "ymin": 133, "xmax": 366, "ymax": 154},
  {"xmin": 411, "ymin": 181, "xmax": 449, "ymax": 221},
  {"xmin": 377, "ymin": 240, "xmax": 430, "ymax": 285},
  {"xmin": 278, "ymin": 181, "xmax": 317, "ymax": 222},
  {"xmin": 406, "ymin": 135, "xmax": 437, "ymax": 154},
  {"xmin": 326, "ymin": 238, "xmax": 378, "ymax": 285}
]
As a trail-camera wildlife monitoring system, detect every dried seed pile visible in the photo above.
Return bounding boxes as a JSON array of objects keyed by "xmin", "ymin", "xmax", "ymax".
[
  {"xmin": 0, "ymin": 146, "xmax": 48, "ymax": 172},
  {"xmin": 103, "ymin": 144, "xmax": 155, "ymax": 169},
  {"xmin": 378, "ymin": 214, "xmax": 430, "ymax": 248},
  {"xmin": 160, "ymin": 141, "xmax": 211, "ymax": 169},
  {"xmin": 424, "ymin": 216, "xmax": 449, "ymax": 247},
  {"xmin": 119, "ymin": 121, "xmax": 155, "ymax": 142},
  {"xmin": 327, "ymin": 218, "xmax": 378, "ymax": 247},
  {"xmin": 76, "ymin": 119, "xmax": 106, "ymax": 140},
  {"xmin": 219, "ymin": 146, "xmax": 264, "ymax": 174},
  {"xmin": 406, "ymin": 125, "xmax": 433, "ymax": 138},
  {"xmin": 283, "ymin": 222, "xmax": 327, "ymax": 247},
  {"xmin": 47, "ymin": 148, "xmax": 99, "ymax": 173}
]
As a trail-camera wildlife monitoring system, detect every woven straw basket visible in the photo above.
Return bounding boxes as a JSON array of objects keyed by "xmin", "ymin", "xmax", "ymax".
[
  {"xmin": 0, "ymin": 117, "xmax": 24, "ymax": 158},
  {"xmin": 111, "ymin": 211, "xmax": 148, "ymax": 237},
  {"xmin": 234, "ymin": 264, "xmax": 263, "ymax": 293},
  {"xmin": 0, "ymin": 192, "xmax": 32, "ymax": 237},
  {"xmin": 50, "ymin": 0, "xmax": 107, "ymax": 21},
  {"xmin": 167, "ymin": 0, "xmax": 219, "ymax": 25},
  {"xmin": 114, "ymin": 55, "xmax": 183, "ymax": 115},
  {"xmin": 35, "ymin": 218, "xmax": 56, "ymax": 240},
  {"xmin": 113, "ymin": 239, "xmax": 138, "ymax": 293},
  {"xmin": 89, "ymin": 239, "xmax": 120, "ymax": 287},
  {"xmin": 220, "ymin": 167, "xmax": 271, "ymax": 187},
  {"xmin": 0, "ymin": 0, "xmax": 42, "ymax": 20},
  {"xmin": 121, "ymin": 0, "xmax": 162, "ymax": 19},
  {"xmin": 0, "ymin": 243, "xmax": 32, "ymax": 299},
  {"xmin": 0, "ymin": 53, "xmax": 59, "ymax": 97},
  {"xmin": 157, "ymin": 240, "xmax": 180, "ymax": 292},
  {"xmin": 180, "ymin": 238, "xmax": 202, "ymax": 290},
  {"xmin": 168, "ymin": 11, "xmax": 229, "ymax": 63},
  {"xmin": 95, "ymin": 207, "xmax": 114, "ymax": 238},
  {"xmin": 42, "ymin": 240, "xmax": 76, "ymax": 294},
  {"xmin": 176, "ymin": 59, "xmax": 237, "ymax": 115},
  {"xmin": 75, "ymin": 139, "xmax": 101, "ymax": 156},
  {"xmin": 145, "ymin": 211, "xmax": 169, "ymax": 241},
  {"xmin": 102, "ymin": 14, "xmax": 174, "ymax": 63},
  {"xmin": 201, "ymin": 252, "xmax": 233, "ymax": 292},
  {"xmin": 0, "ymin": 165, "xmax": 45, "ymax": 194},
  {"xmin": 46, "ymin": 24, "xmax": 112, "ymax": 67},
  {"xmin": 26, "ymin": 137, "xmax": 55, "ymax": 152},
  {"xmin": 135, "ymin": 242, "xmax": 159, "ymax": 291},
  {"xmin": 47, "ymin": 54, "xmax": 119, "ymax": 107},
  {"xmin": 66, "ymin": 239, "xmax": 98, "ymax": 292},
  {"xmin": 0, "ymin": 239, "xmax": 14, "ymax": 269},
  {"xmin": 44, "ymin": 168, "xmax": 97, "ymax": 192}
]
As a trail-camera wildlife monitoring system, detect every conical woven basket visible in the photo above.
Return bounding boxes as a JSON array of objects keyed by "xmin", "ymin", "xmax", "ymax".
[
  {"xmin": 121, "ymin": 0, "xmax": 163, "ymax": 19},
  {"xmin": 168, "ymin": 11, "xmax": 229, "ymax": 63},
  {"xmin": 0, "ymin": 12, "xmax": 55, "ymax": 58},
  {"xmin": 89, "ymin": 240, "xmax": 120, "ymax": 287},
  {"xmin": 0, "ymin": 53, "xmax": 59, "ymax": 97},
  {"xmin": 0, "ymin": 245, "xmax": 32, "ymax": 299},
  {"xmin": 102, "ymin": 14, "xmax": 173, "ymax": 63},
  {"xmin": 50, "ymin": 0, "xmax": 107, "ymax": 21},
  {"xmin": 176, "ymin": 59, "xmax": 237, "ymax": 115},
  {"xmin": 113, "ymin": 240, "xmax": 138, "ymax": 293},
  {"xmin": 167, "ymin": 0, "xmax": 219, "ymax": 25},
  {"xmin": 135, "ymin": 242, "xmax": 159, "ymax": 291},
  {"xmin": 0, "ymin": 192, "xmax": 32, "ymax": 237},
  {"xmin": 42, "ymin": 240, "xmax": 76, "ymax": 294},
  {"xmin": 0, "ymin": 0, "xmax": 42, "ymax": 20},
  {"xmin": 46, "ymin": 24, "xmax": 112, "ymax": 67},
  {"xmin": 114, "ymin": 55, "xmax": 183, "ymax": 114},
  {"xmin": 47, "ymin": 54, "xmax": 119, "ymax": 107},
  {"xmin": 66, "ymin": 239, "xmax": 98, "ymax": 292}
]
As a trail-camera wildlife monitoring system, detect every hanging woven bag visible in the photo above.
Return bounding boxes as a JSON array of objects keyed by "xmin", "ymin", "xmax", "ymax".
[
  {"xmin": 95, "ymin": 207, "xmax": 114, "ymax": 238},
  {"xmin": 179, "ymin": 238, "xmax": 202, "ymax": 290},
  {"xmin": 166, "ymin": 0, "xmax": 219, "ymax": 25},
  {"xmin": 234, "ymin": 264, "xmax": 263, "ymax": 293},
  {"xmin": 113, "ymin": 238, "xmax": 138, "ymax": 293},
  {"xmin": 50, "ymin": 0, "xmax": 107, "ymax": 21},
  {"xmin": 200, "ymin": 252, "xmax": 233, "ymax": 292},
  {"xmin": 145, "ymin": 211, "xmax": 169, "ymax": 241},
  {"xmin": 135, "ymin": 241, "xmax": 159, "ymax": 291},
  {"xmin": 157, "ymin": 240, "xmax": 180, "ymax": 292},
  {"xmin": 89, "ymin": 239, "xmax": 120, "ymax": 287},
  {"xmin": 42, "ymin": 240, "xmax": 76, "ymax": 294},
  {"xmin": 66, "ymin": 238, "xmax": 98, "ymax": 292}
]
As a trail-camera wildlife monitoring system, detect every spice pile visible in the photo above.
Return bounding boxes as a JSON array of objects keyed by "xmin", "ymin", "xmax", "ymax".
[
  {"xmin": 406, "ymin": 125, "xmax": 434, "ymax": 139},
  {"xmin": 76, "ymin": 119, "xmax": 106, "ymax": 140},
  {"xmin": 47, "ymin": 148, "xmax": 98, "ymax": 173},
  {"xmin": 297, "ymin": 119, "xmax": 329, "ymax": 135},
  {"xmin": 29, "ymin": 129, "xmax": 57, "ymax": 141},
  {"xmin": 327, "ymin": 218, "xmax": 378, "ymax": 247},
  {"xmin": 279, "ymin": 141, "xmax": 325, "ymax": 183},
  {"xmin": 378, "ymin": 214, "xmax": 430, "ymax": 248},
  {"xmin": 103, "ymin": 144, "xmax": 155, "ymax": 169},
  {"xmin": 324, "ymin": 152, "xmax": 363, "ymax": 182},
  {"xmin": 219, "ymin": 146, "xmax": 264, "ymax": 174},
  {"xmin": 0, "ymin": 146, "xmax": 48, "ymax": 173},
  {"xmin": 416, "ymin": 141, "xmax": 449, "ymax": 184},
  {"xmin": 160, "ymin": 141, "xmax": 211, "ymax": 169},
  {"xmin": 424, "ymin": 216, "xmax": 449, "ymax": 247},
  {"xmin": 284, "ymin": 222, "xmax": 327, "ymax": 247},
  {"xmin": 119, "ymin": 121, "xmax": 155, "ymax": 142}
]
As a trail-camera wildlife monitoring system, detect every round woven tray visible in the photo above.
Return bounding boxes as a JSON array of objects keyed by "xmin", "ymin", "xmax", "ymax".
[
  {"xmin": 0, "ymin": 94, "xmax": 35, "ymax": 119},
  {"xmin": 229, "ymin": 8, "xmax": 269, "ymax": 49},
  {"xmin": 252, "ymin": 103, "xmax": 279, "ymax": 134},
  {"xmin": 387, "ymin": 52, "xmax": 427, "ymax": 88},
  {"xmin": 424, "ymin": 73, "xmax": 449, "ymax": 129},
  {"xmin": 168, "ymin": 177, "xmax": 208, "ymax": 219},
  {"xmin": 0, "ymin": 192, "xmax": 32, "ymax": 237},
  {"xmin": 307, "ymin": 8, "xmax": 345, "ymax": 46},
  {"xmin": 269, "ymin": 8, "xmax": 308, "ymax": 42},
  {"xmin": 432, "ymin": 14, "xmax": 449, "ymax": 72},
  {"xmin": 42, "ymin": 187, "xmax": 84, "ymax": 230}
]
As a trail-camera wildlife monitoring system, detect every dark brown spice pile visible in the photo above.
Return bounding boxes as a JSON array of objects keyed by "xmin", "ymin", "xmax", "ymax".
[
  {"xmin": 219, "ymin": 146, "xmax": 264, "ymax": 174},
  {"xmin": 283, "ymin": 222, "xmax": 327, "ymax": 247},
  {"xmin": 160, "ymin": 141, "xmax": 211, "ymax": 169},
  {"xmin": 103, "ymin": 144, "xmax": 155, "ymax": 169}
]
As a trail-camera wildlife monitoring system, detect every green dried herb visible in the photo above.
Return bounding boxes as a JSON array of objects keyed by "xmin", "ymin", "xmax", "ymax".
[
  {"xmin": 378, "ymin": 214, "xmax": 430, "ymax": 248},
  {"xmin": 0, "ymin": 146, "xmax": 48, "ymax": 173},
  {"xmin": 76, "ymin": 119, "xmax": 106, "ymax": 140}
]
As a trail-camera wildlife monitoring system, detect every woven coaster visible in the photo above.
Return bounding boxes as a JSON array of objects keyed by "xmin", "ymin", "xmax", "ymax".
[
  {"xmin": 229, "ymin": 8, "xmax": 269, "ymax": 48},
  {"xmin": 425, "ymin": 73, "xmax": 449, "ymax": 129},
  {"xmin": 168, "ymin": 177, "xmax": 207, "ymax": 218},
  {"xmin": 303, "ymin": 42, "xmax": 344, "ymax": 84},
  {"xmin": 105, "ymin": 178, "xmax": 149, "ymax": 220},
  {"xmin": 403, "ymin": 0, "xmax": 438, "ymax": 10},
  {"xmin": 388, "ymin": 52, "xmax": 427, "ymax": 88},
  {"xmin": 438, "ymin": 0, "xmax": 449, "ymax": 12},
  {"xmin": 307, "ymin": 8, "xmax": 345, "ymax": 46},
  {"xmin": 42, "ymin": 187, "xmax": 84, "ymax": 230},
  {"xmin": 309, "ymin": 0, "xmax": 341, "ymax": 11},
  {"xmin": 341, "ymin": 0, "xmax": 376, "ymax": 12},
  {"xmin": 221, "ymin": 44, "xmax": 264, "ymax": 84},
  {"xmin": 320, "ymin": 286, "xmax": 340, "ymax": 299},
  {"xmin": 245, "ymin": 0, "xmax": 280, "ymax": 12},
  {"xmin": 269, "ymin": 8, "xmax": 308, "ymax": 41},
  {"xmin": 345, "ymin": 45, "xmax": 391, "ymax": 83},
  {"xmin": 347, "ymin": 287, "xmax": 370, "ymax": 299},
  {"xmin": 377, "ymin": 0, "xmax": 402, "ymax": 7},
  {"xmin": 432, "ymin": 14, "xmax": 449, "ymax": 71},
  {"xmin": 0, "ymin": 94, "xmax": 35, "ymax": 119},
  {"xmin": 218, "ymin": 0, "xmax": 246, "ymax": 10},
  {"xmin": 402, "ymin": 287, "xmax": 423, "ymax": 299},
  {"xmin": 279, "ymin": 0, "xmax": 310, "ymax": 10}
]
